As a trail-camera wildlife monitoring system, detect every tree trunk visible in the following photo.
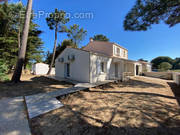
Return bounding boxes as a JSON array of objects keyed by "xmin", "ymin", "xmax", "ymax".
[
  {"xmin": 18, "ymin": 0, "xmax": 22, "ymax": 49},
  {"xmin": 47, "ymin": 25, "xmax": 58, "ymax": 75},
  {"xmin": 11, "ymin": 0, "xmax": 33, "ymax": 83},
  {"xmin": 18, "ymin": 24, "xmax": 21, "ymax": 49}
]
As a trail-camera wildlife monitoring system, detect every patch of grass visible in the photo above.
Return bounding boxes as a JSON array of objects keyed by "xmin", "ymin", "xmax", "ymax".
[{"xmin": 0, "ymin": 60, "xmax": 9, "ymax": 82}]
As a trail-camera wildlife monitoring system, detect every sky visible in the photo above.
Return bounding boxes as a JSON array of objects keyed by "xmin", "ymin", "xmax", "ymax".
[{"xmin": 13, "ymin": 0, "xmax": 180, "ymax": 62}]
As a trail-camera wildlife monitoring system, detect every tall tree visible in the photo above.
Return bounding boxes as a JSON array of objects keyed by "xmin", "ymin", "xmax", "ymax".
[
  {"xmin": 44, "ymin": 39, "xmax": 76, "ymax": 65},
  {"xmin": 124, "ymin": 0, "xmax": 180, "ymax": 31},
  {"xmin": 11, "ymin": 0, "xmax": 33, "ymax": 83},
  {"xmin": 93, "ymin": 34, "xmax": 109, "ymax": 42},
  {"xmin": 0, "ymin": 2, "xmax": 23, "ymax": 69},
  {"xmin": 0, "ymin": 2, "xmax": 43, "ymax": 70},
  {"xmin": 67, "ymin": 24, "xmax": 87, "ymax": 46},
  {"xmin": 25, "ymin": 23, "xmax": 44, "ymax": 68},
  {"xmin": 46, "ymin": 9, "xmax": 69, "ymax": 75}
]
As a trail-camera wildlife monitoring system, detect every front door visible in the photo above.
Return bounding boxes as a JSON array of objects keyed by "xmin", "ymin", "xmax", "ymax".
[
  {"xmin": 64, "ymin": 63, "xmax": 70, "ymax": 77},
  {"xmin": 115, "ymin": 63, "xmax": 118, "ymax": 78},
  {"xmin": 136, "ymin": 65, "xmax": 139, "ymax": 75}
]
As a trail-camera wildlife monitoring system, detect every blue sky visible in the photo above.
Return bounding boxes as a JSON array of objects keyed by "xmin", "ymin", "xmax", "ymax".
[{"xmin": 14, "ymin": 0, "xmax": 180, "ymax": 61}]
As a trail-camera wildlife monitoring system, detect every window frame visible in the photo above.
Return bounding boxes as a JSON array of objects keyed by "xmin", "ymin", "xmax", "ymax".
[{"xmin": 101, "ymin": 62, "xmax": 104, "ymax": 73}]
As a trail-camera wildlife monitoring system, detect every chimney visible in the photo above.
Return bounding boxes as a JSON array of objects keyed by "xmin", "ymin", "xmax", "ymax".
[{"xmin": 90, "ymin": 38, "xmax": 94, "ymax": 42}]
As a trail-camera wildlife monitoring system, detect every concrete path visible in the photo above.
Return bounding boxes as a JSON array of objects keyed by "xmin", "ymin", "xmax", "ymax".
[
  {"xmin": 25, "ymin": 79, "xmax": 114, "ymax": 119},
  {"xmin": 0, "ymin": 97, "xmax": 31, "ymax": 135},
  {"xmin": 25, "ymin": 87, "xmax": 87, "ymax": 119},
  {"xmin": 26, "ymin": 98, "xmax": 63, "ymax": 119}
]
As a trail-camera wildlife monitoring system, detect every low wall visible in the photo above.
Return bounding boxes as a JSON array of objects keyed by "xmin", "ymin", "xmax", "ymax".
[
  {"xmin": 144, "ymin": 72, "xmax": 173, "ymax": 80},
  {"xmin": 173, "ymin": 73, "xmax": 180, "ymax": 86}
]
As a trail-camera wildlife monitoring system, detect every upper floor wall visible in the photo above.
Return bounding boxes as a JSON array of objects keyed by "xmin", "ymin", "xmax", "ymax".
[
  {"xmin": 83, "ymin": 40, "xmax": 128, "ymax": 59},
  {"xmin": 83, "ymin": 41, "xmax": 113, "ymax": 56},
  {"xmin": 113, "ymin": 44, "xmax": 128, "ymax": 59}
]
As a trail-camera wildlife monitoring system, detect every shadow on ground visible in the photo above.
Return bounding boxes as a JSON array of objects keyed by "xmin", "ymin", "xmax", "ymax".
[
  {"xmin": 95, "ymin": 79, "xmax": 166, "ymax": 90},
  {"xmin": 167, "ymin": 82, "xmax": 180, "ymax": 106},
  {"xmin": 30, "ymin": 79, "xmax": 180, "ymax": 135},
  {"xmin": 0, "ymin": 76, "xmax": 73, "ymax": 99}
]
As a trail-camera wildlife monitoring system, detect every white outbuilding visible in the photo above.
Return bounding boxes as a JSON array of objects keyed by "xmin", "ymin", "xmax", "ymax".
[{"xmin": 32, "ymin": 63, "xmax": 49, "ymax": 75}]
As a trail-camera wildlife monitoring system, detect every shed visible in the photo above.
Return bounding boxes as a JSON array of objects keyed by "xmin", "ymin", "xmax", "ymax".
[{"xmin": 32, "ymin": 63, "xmax": 49, "ymax": 75}]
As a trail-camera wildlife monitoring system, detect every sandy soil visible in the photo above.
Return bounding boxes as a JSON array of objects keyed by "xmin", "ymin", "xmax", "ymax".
[
  {"xmin": 0, "ymin": 75, "xmax": 73, "ymax": 99},
  {"xmin": 30, "ymin": 76, "xmax": 180, "ymax": 135}
]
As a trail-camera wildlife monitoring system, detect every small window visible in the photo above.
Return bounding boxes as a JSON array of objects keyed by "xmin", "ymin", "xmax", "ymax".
[
  {"xmin": 116, "ymin": 48, "xmax": 120, "ymax": 56},
  {"xmin": 101, "ymin": 62, "xmax": 105, "ymax": 72},
  {"xmin": 123, "ymin": 50, "xmax": 126, "ymax": 57}
]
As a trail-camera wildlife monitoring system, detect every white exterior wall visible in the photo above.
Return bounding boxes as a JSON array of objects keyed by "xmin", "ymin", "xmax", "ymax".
[
  {"xmin": 109, "ymin": 61, "xmax": 125, "ymax": 79},
  {"xmin": 146, "ymin": 64, "xmax": 152, "ymax": 72},
  {"xmin": 124, "ymin": 63, "xmax": 135, "ymax": 76},
  {"xmin": 55, "ymin": 48, "xmax": 90, "ymax": 82},
  {"xmin": 113, "ymin": 45, "xmax": 128, "ymax": 59},
  {"xmin": 32, "ymin": 63, "xmax": 49, "ymax": 75},
  {"xmin": 90, "ymin": 54, "xmax": 112, "ymax": 83},
  {"xmin": 174, "ymin": 73, "xmax": 180, "ymax": 85}
]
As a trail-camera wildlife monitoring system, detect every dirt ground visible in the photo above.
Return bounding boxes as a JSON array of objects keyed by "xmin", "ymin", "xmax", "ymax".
[
  {"xmin": 0, "ymin": 75, "xmax": 73, "ymax": 99},
  {"xmin": 30, "ymin": 76, "xmax": 180, "ymax": 135}
]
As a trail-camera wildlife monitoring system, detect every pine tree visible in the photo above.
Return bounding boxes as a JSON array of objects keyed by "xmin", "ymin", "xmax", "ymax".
[
  {"xmin": 0, "ymin": 2, "xmax": 44, "ymax": 71},
  {"xmin": 11, "ymin": 0, "xmax": 33, "ymax": 83},
  {"xmin": 67, "ymin": 24, "xmax": 87, "ymax": 46},
  {"xmin": 93, "ymin": 34, "xmax": 109, "ymax": 42},
  {"xmin": 124, "ymin": 0, "xmax": 180, "ymax": 31},
  {"xmin": 46, "ymin": 9, "xmax": 69, "ymax": 75}
]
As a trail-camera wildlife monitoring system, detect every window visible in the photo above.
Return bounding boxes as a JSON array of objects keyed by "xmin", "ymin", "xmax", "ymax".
[
  {"xmin": 123, "ymin": 50, "xmax": 126, "ymax": 57},
  {"xmin": 101, "ymin": 62, "xmax": 105, "ymax": 72},
  {"xmin": 116, "ymin": 48, "xmax": 120, "ymax": 56}
]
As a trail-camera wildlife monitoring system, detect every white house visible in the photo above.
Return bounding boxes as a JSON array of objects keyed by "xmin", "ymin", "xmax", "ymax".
[{"xmin": 55, "ymin": 39, "xmax": 151, "ymax": 83}]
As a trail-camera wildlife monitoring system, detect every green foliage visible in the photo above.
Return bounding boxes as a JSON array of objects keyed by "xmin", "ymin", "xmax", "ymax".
[
  {"xmin": 44, "ymin": 40, "xmax": 76, "ymax": 65},
  {"xmin": 46, "ymin": 9, "xmax": 69, "ymax": 32},
  {"xmin": 124, "ymin": 0, "xmax": 180, "ymax": 31},
  {"xmin": 158, "ymin": 62, "xmax": 172, "ymax": 71},
  {"xmin": 46, "ymin": 9, "xmax": 69, "ymax": 74},
  {"xmin": 25, "ymin": 23, "xmax": 44, "ymax": 68},
  {"xmin": 93, "ymin": 34, "xmax": 109, "ymax": 42},
  {"xmin": 173, "ymin": 58, "xmax": 180, "ymax": 69},
  {"xmin": 67, "ymin": 24, "xmax": 87, "ymax": 46},
  {"xmin": 0, "ymin": 2, "xmax": 44, "ymax": 70},
  {"xmin": 174, "ymin": 63, "xmax": 180, "ymax": 69},
  {"xmin": 0, "ymin": 59, "xmax": 9, "ymax": 81},
  {"xmin": 151, "ymin": 56, "xmax": 180, "ymax": 70},
  {"xmin": 151, "ymin": 56, "xmax": 174, "ymax": 69},
  {"xmin": 138, "ymin": 58, "xmax": 148, "ymax": 62}
]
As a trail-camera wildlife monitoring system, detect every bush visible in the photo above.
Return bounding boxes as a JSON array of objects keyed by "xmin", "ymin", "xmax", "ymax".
[
  {"xmin": 0, "ymin": 60, "xmax": 9, "ymax": 81},
  {"xmin": 151, "ymin": 56, "xmax": 174, "ymax": 69},
  {"xmin": 158, "ymin": 62, "xmax": 172, "ymax": 71},
  {"xmin": 174, "ymin": 63, "xmax": 180, "ymax": 69}
]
